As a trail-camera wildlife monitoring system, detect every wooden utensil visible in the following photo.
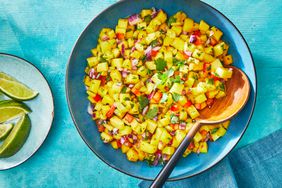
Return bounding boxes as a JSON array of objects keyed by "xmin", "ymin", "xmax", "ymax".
[{"xmin": 150, "ymin": 66, "xmax": 250, "ymax": 188}]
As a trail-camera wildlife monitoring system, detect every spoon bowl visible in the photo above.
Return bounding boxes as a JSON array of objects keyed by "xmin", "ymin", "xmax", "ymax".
[
  {"xmin": 199, "ymin": 67, "xmax": 251, "ymax": 124},
  {"xmin": 151, "ymin": 66, "xmax": 250, "ymax": 188}
]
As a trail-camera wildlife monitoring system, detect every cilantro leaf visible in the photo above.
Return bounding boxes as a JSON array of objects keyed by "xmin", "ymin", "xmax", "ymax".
[
  {"xmin": 171, "ymin": 75, "xmax": 183, "ymax": 84},
  {"xmin": 121, "ymin": 86, "xmax": 127, "ymax": 93},
  {"xmin": 138, "ymin": 95, "xmax": 149, "ymax": 112},
  {"xmin": 173, "ymin": 58, "xmax": 185, "ymax": 66},
  {"xmin": 211, "ymin": 128, "xmax": 219, "ymax": 134},
  {"xmin": 172, "ymin": 93, "xmax": 181, "ymax": 102},
  {"xmin": 150, "ymin": 39, "xmax": 159, "ymax": 47},
  {"xmin": 100, "ymin": 56, "xmax": 108, "ymax": 63},
  {"xmin": 207, "ymin": 78, "xmax": 214, "ymax": 85},
  {"xmin": 144, "ymin": 15, "xmax": 152, "ymax": 24},
  {"xmin": 145, "ymin": 107, "xmax": 158, "ymax": 119},
  {"xmin": 155, "ymin": 58, "xmax": 167, "ymax": 71},
  {"xmin": 218, "ymin": 82, "xmax": 225, "ymax": 91},
  {"xmin": 167, "ymin": 16, "xmax": 176, "ymax": 27}
]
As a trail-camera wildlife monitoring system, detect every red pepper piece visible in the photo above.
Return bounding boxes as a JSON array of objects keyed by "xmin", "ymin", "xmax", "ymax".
[
  {"xmin": 106, "ymin": 105, "xmax": 116, "ymax": 118},
  {"xmin": 93, "ymin": 94, "xmax": 102, "ymax": 102}
]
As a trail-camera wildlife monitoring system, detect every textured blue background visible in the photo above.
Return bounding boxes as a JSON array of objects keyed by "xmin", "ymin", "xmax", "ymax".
[{"xmin": 0, "ymin": 0, "xmax": 281, "ymax": 187}]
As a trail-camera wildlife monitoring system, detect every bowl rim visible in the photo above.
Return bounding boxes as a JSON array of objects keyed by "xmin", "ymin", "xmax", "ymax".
[
  {"xmin": 65, "ymin": 0, "xmax": 257, "ymax": 181},
  {"xmin": 0, "ymin": 52, "xmax": 55, "ymax": 170}
]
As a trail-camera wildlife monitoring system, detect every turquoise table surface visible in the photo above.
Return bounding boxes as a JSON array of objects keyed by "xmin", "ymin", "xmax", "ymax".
[{"xmin": 0, "ymin": 0, "xmax": 281, "ymax": 187}]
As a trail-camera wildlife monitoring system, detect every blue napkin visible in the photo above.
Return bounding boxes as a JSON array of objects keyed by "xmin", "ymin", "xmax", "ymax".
[{"xmin": 139, "ymin": 129, "xmax": 282, "ymax": 188}]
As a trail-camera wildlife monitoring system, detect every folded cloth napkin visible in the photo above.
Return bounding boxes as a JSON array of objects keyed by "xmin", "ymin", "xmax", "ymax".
[{"xmin": 139, "ymin": 129, "xmax": 282, "ymax": 188}]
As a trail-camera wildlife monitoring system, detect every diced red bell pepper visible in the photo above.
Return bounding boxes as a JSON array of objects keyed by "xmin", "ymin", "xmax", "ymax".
[
  {"xmin": 106, "ymin": 105, "xmax": 116, "ymax": 118},
  {"xmin": 116, "ymin": 140, "xmax": 122, "ymax": 148},
  {"xmin": 99, "ymin": 76, "xmax": 107, "ymax": 86},
  {"xmin": 152, "ymin": 91, "xmax": 162, "ymax": 103},
  {"xmin": 193, "ymin": 30, "xmax": 201, "ymax": 36},
  {"xmin": 151, "ymin": 49, "xmax": 159, "ymax": 57},
  {"xmin": 131, "ymin": 87, "xmax": 141, "ymax": 96},
  {"xmin": 184, "ymin": 100, "xmax": 192, "ymax": 107},
  {"xmin": 195, "ymin": 37, "xmax": 202, "ymax": 45},
  {"xmin": 200, "ymin": 130, "xmax": 208, "ymax": 137},
  {"xmin": 188, "ymin": 142, "xmax": 195, "ymax": 150},
  {"xmin": 124, "ymin": 113, "xmax": 134, "ymax": 123},
  {"xmin": 97, "ymin": 125, "xmax": 105, "ymax": 132},
  {"xmin": 93, "ymin": 94, "xmax": 102, "ymax": 102},
  {"xmin": 211, "ymin": 74, "xmax": 220, "ymax": 81},
  {"xmin": 170, "ymin": 104, "xmax": 179, "ymax": 111},
  {"xmin": 116, "ymin": 33, "xmax": 125, "ymax": 40}
]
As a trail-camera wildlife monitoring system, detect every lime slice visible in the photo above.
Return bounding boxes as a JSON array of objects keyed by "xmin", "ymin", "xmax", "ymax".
[
  {"xmin": 0, "ymin": 78, "xmax": 38, "ymax": 101},
  {"xmin": 0, "ymin": 72, "xmax": 17, "ymax": 81},
  {"xmin": 0, "ymin": 115, "xmax": 31, "ymax": 157},
  {"xmin": 0, "ymin": 123, "xmax": 13, "ymax": 140},
  {"xmin": 0, "ymin": 100, "xmax": 31, "ymax": 123}
]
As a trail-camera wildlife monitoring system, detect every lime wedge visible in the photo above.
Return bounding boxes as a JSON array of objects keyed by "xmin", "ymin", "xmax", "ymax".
[
  {"xmin": 0, "ymin": 115, "xmax": 31, "ymax": 157},
  {"xmin": 0, "ymin": 123, "xmax": 13, "ymax": 140},
  {"xmin": 0, "ymin": 78, "xmax": 38, "ymax": 101},
  {"xmin": 0, "ymin": 72, "xmax": 17, "ymax": 81},
  {"xmin": 0, "ymin": 100, "xmax": 31, "ymax": 123}
]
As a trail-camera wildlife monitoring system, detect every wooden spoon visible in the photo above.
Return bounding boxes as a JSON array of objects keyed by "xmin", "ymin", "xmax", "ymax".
[{"xmin": 150, "ymin": 66, "xmax": 250, "ymax": 188}]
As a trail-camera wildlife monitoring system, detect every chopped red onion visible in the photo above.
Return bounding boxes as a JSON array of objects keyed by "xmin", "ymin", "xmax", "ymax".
[
  {"xmin": 128, "ymin": 14, "xmax": 141, "ymax": 25},
  {"xmin": 153, "ymin": 116, "xmax": 158, "ymax": 121},
  {"xmin": 162, "ymin": 154, "xmax": 170, "ymax": 161},
  {"xmin": 151, "ymin": 7, "xmax": 158, "ymax": 18},
  {"xmin": 112, "ymin": 128, "xmax": 119, "ymax": 135},
  {"xmin": 148, "ymin": 90, "xmax": 155, "ymax": 100},
  {"xmin": 101, "ymin": 35, "xmax": 109, "ymax": 41},
  {"xmin": 89, "ymin": 68, "xmax": 95, "ymax": 79},
  {"xmin": 209, "ymin": 31, "xmax": 214, "ymax": 37},
  {"xmin": 131, "ymin": 59, "xmax": 138, "ymax": 66},
  {"xmin": 122, "ymin": 71, "xmax": 128, "ymax": 78},
  {"xmin": 152, "ymin": 46, "xmax": 161, "ymax": 51},
  {"xmin": 189, "ymin": 35, "xmax": 197, "ymax": 43},
  {"xmin": 120, "ymin": 136, "xmax": 126, "ymax": 144},
  {"xmin": 96, "ymin": 73, "xmax": 101, "ymax": 79},
  {"xmin": 121, "ymin": 44, "xmax": 125, "ymax": 56},
  {"xmin": 182, "ymin": 31, "xmax": 188, "ymax": 35},
  {"xmin": 131, "ymin": 46, "xmax": 136, "ymax": 52},
  {"xmin": 184, "ymin": 50, "xmax": 192, "ymax": 57},
  {"xmin": 133, "ymin": 134, "xmax": 138, "ymax": 141},
  {"xmin": 152, "ymin": 152, "xmax": 162, "ymax": 166},
  {"xmin": 169, "ymin": 131, "xmax": 176, "ymax": 136},
  {"xmin": 142, "ymin": 106, "xmax": 149, "ymax": 115},
  {"xmin": 87, "ymin": 103, "xmax": 93, "ymax": 115},
  {"xmin": 144, "ymin": 46, "xmax": 152, "ymax": 55},
  {"xmin": 179, "ymin": 122, "xmax": 186, "ymax": 130},
  {"xmin": 128, "ymin": 84, "xmax": 134, "ymax": 88}
]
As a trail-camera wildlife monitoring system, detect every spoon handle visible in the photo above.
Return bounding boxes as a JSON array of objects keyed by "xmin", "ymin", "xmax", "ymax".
[{"xmin": 150, "ymin": 121, "xmax": 201, "ymax": 188}]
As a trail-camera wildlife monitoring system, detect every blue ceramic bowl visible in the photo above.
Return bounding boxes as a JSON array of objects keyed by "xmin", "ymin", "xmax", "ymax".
[{"xmin": 66, "ymin": 0, "xmax": 256, "ymax": 180}]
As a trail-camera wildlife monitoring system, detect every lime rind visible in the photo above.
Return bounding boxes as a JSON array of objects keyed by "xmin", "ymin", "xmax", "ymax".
[
  {"xmin": 0, "ymin": 115, "xmax": 31, "ymax": 157},
  {"xmin": 0, "ymin": 100, "xmax": 32, "ymax": 113},
  {"xmin": 0, "ymin": 78, "xmax": 39, "ymax": 101},
  {"xmin": 0, "ymin": 123, "xmax": 13, "ymax": 141}
]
